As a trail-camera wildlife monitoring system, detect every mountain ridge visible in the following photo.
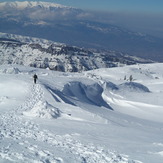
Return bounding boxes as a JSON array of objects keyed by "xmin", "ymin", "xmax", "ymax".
[
  {"xmin": 0, "ymin": 33, "xmax": 153, "ymax": 72},
  {"xmin": 0, "ymin": 1, "xmax": 70, "ymax": 9}
]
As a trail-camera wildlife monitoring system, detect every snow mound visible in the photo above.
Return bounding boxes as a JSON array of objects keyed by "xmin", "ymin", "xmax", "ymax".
[
  {"xmin": 23, "ymin": 101, "xmax": 61, "ymax": 119},
  {"xmin": 118, "ymin": 82, "xmax": 150, "ymax": 93},
  {"xmin": 0, "ymin": 96, "xmax": 9, "ymax": 103},
  {"xmin": 63, "ymin": 81, "xmax": 111, "ymax": 109},
  {"xmin": 0, "ymin": 67, "xmax": 20, "ymax": 74}
]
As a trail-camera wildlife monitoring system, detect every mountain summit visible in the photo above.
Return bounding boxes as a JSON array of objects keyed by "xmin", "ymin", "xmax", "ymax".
[{"xmin": 0, "ymin": 1, "xmax": 68, "ymax": 9}]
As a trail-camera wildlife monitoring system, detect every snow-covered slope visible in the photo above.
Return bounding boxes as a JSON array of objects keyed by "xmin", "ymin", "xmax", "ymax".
[
  {"xmin": 0, "ymin": 63, "xmax": 163, "ymax": 163},
  {"xmin": 0, "ymin": 34, "xmax": 153, "ymax": 72},
  {"xmin": 0, "ymin": 1, "xmax": 67, "ymax": 9},
  {"xmin": 0, "ymin": 1, "xmax": 82, "ymax": 22}
]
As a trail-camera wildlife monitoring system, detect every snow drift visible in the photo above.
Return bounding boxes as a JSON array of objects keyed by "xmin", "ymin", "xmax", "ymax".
[
  {"xmin": 62, "ymin": 81, "xmax": 111, "ymax": 109},
  {"xmin": 23, "ymin": 101, "xmax": 61, "ymax": 119},
  {"xmin": 118, "ymin": 82, "xmax": 150, "ymax": 93}
]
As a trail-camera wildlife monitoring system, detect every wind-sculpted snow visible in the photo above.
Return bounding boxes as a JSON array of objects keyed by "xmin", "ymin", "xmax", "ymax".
[
  {"xmin": 118, "ymin": 82, "xmax": 150, "ymax": 93},
  {"xmin": 24, "ymin": 100, "xmax": 61, "ymax": 119},
  {"xmin": 62, "ymin": 81, "xmax": 111, "ymax": 109},
  {"xmin": 1, "ymin": 63, "xmax": 163, "ymax": 162},
  {"xmin": 104, "ymin": 81, "xmax": 150, "ymax": 93},
  {"xmin": 0, "ymin": 64, "xmax": 143, "ymax": 163}
]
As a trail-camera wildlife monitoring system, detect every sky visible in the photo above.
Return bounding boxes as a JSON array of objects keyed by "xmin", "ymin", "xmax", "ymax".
[{"xmin": 50, "ymin": 0, "xmax": 163, "ymax": 14}]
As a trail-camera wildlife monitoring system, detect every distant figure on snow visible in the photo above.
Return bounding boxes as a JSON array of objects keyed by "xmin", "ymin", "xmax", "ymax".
[
  {"xmin": 129, "ymin": 75, "xmax": 133, "ymax": 82},
  {"xmin": 33, "ymin": 74, "xmax": 38, "ymax": 84}
]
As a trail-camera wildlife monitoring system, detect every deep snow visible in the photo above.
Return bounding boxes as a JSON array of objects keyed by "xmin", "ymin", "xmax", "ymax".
[{"xmin": 0, "ymin": 63, "xmax": 163, "ymax": 163}]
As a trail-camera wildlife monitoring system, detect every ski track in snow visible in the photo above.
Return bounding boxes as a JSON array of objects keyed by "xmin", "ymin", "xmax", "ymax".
[{"xmin": 0, "ymin": 82, "xmax": 141, "ymax": 163}]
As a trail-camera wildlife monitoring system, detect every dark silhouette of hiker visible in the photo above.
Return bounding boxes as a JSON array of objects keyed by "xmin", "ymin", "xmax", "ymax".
[{"xmin": 33, "ymin": 74, "xmax": 38, "ymax": 84}]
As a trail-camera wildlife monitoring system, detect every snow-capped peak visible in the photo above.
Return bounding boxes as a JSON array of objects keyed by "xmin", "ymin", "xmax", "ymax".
[{"xmin": 0, "ymin": 1, "xmax": 69, "ymax": 10}]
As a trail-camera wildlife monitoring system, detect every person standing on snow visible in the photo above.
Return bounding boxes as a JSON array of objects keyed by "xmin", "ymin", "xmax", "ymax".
[{"xmin": 33, "ymin": 74, "xmax": 38, "ymax": 84}]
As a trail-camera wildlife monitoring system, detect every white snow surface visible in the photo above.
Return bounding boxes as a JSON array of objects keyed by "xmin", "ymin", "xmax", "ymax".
[
  {"xmin": 0, "ymin": 63, "xmax": 163, "ymax": 163},
  {"xmin": 0, "ymin": 1, "xmax": 68, "ymax": 10}
]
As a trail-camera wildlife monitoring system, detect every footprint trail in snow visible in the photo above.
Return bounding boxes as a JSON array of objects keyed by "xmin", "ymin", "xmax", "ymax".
[{"xmin": 0, "ymin": 82, "xmax": 141, "ymax": 163}]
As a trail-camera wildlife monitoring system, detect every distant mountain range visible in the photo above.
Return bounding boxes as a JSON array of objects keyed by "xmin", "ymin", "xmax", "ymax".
[
  {"xmin": 0, "ymin": 1, "xmax": 163, "ymax": 61},
  {"xmin": 0, "ymin": 33, "xmax": 153, "ymax": 72}
]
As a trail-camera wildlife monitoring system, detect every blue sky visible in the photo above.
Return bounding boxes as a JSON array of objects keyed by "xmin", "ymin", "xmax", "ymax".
[{"xmin": 51, "ymin": 0, "xmax": 163, "ymax": 14}]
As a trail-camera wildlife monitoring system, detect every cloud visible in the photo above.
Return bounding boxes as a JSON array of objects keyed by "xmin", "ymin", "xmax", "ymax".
[{"xmin": 20, "ymin": 7, "xmax": 91, "ymax": 21}]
